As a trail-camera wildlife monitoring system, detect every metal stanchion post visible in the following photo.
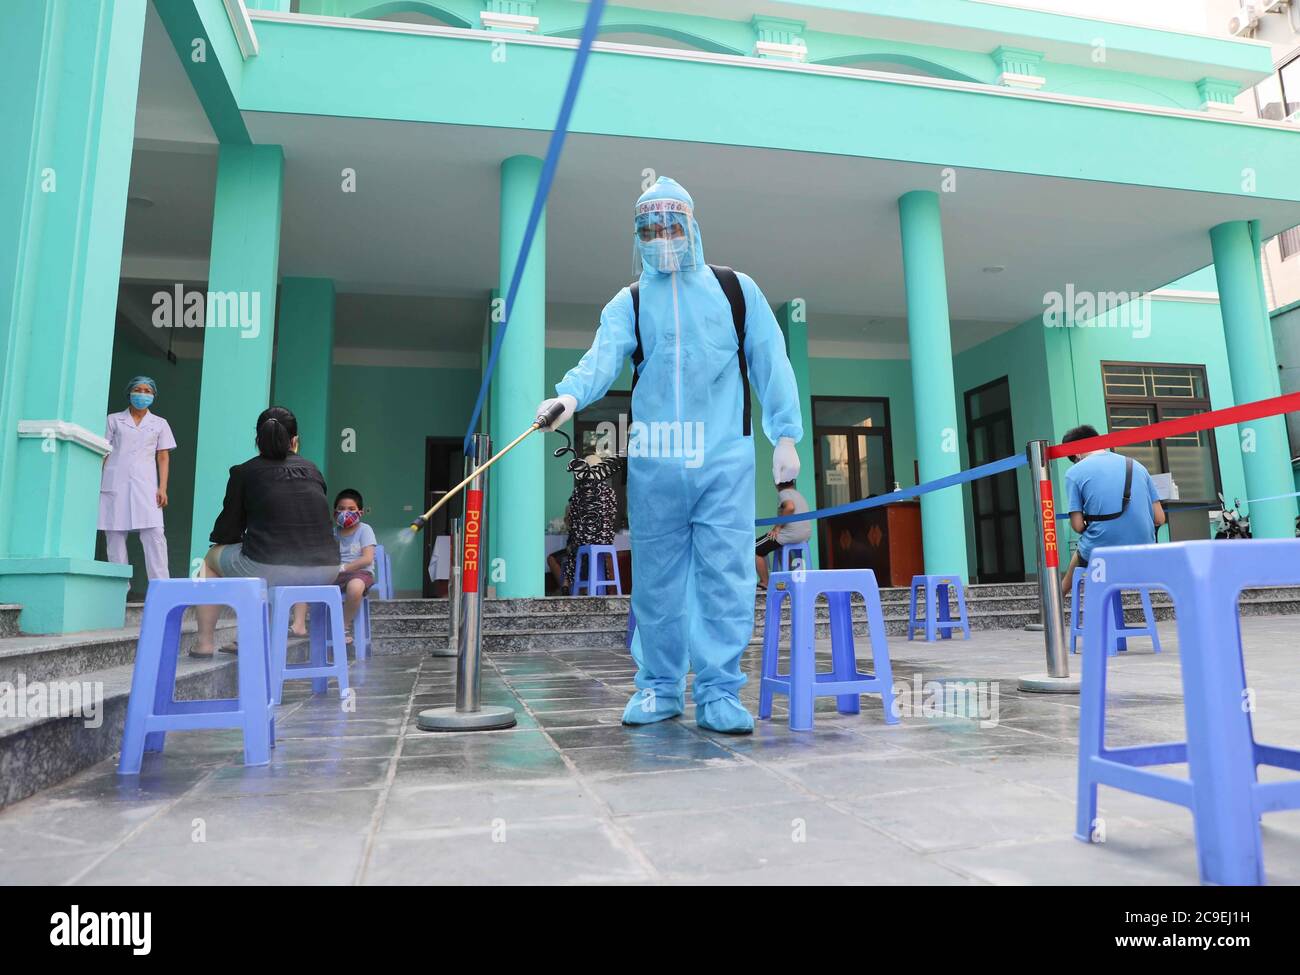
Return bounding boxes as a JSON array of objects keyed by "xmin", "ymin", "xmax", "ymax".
[
  {"xmin": 445, "ymin": 516, "xmax": 462, "ymax": 656},
  {"xmin": 1019, "ymin": 439, "xmax": 1080, "ymax": 693},
  {"xmin": 417, "ymin": 434, "xmax": 517, "ymax": 730}
]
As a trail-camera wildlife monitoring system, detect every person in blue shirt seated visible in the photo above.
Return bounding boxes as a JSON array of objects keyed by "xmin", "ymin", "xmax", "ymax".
[
  {"xmin": 1060, "ymin": 424, "xmax": 1167, "ymax": 600},
  {"xmin": 292, "ymin": 487, "xmax": 377, "ymax": 645}
]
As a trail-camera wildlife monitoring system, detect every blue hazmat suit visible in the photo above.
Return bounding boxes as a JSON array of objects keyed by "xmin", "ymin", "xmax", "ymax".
[{"xmin": 552, "ymin": 178, "xmax": 803, "ymax": 732}]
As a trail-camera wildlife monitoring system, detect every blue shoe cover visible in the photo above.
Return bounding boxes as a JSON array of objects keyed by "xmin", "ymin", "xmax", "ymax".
[
  {"xmin": 622, "ymin": 688, "xmax": 684, "ymax": 726},
  {"xmin": 696, "ymin": 695, "xmax": 754, "ymax": 735}
]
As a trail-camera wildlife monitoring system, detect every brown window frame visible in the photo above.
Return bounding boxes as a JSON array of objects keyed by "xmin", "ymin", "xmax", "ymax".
[{"xmin": 1099, "ymin": 360, "xmax": 1223, "ymax": 504}]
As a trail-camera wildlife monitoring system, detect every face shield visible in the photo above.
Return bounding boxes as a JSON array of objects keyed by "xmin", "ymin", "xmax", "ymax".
[{"xmin": 634, "ymin": 198, "xmax": 702, "ymax": 275}]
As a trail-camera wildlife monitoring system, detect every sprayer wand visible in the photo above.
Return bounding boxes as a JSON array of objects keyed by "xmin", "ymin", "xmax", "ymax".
[{"xmin": 408, "ymin": 400, "xmax": 568, "ymax": 533}]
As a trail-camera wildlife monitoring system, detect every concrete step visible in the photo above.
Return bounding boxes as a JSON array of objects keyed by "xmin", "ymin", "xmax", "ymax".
[
  {"xmin": 0, "ymin": 614, "xmax": 238, "ymax": 686},
  {"xmin": 366, "ymin": 584, "xmax": 1044, "ymax": 619},
  {"xmin": 1065, "ymin": 589, "xmax": 1300, "ymax": 625},
  {"xmin": 0, "ymin": 605, "xmax": 21, "ymax": 639},
  {"xmin": 368, "ymin": 592, "xmax": 1041, "ymax": 633},
  {"xmin": 370, "ymin": 609, "xmax": 1046, "ymax": 655},
  {"xmin": 0, "ymin": 653, "xmax": 238, "ymax": 810}
]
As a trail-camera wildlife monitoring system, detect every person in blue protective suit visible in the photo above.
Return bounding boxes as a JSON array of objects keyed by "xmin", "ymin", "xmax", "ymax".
[{"xmin": 536, "ymin": 177, "xmax": 803, "ymax": 734}]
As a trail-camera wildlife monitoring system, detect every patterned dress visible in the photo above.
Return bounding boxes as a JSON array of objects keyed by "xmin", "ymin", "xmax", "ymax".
[{"xmin": 561, "ymin": 458, "xmax": 622, "ymax": 592}]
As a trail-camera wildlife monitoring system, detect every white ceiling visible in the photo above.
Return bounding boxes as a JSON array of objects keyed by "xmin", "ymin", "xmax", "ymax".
[{"xmin": 125, "ymin": 8, "xmax": 1300, "ymax": 359}]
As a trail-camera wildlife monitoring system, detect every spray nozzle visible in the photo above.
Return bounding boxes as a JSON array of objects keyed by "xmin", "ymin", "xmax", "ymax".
[{"xmin": 537, "ymin": 400, "xmax": 567, "ymax": 429}]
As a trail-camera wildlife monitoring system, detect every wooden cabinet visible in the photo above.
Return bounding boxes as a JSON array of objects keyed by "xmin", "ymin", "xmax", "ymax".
[{"xmin": 821, "ymin": 501, "xmax": 923, "ymax": 588}]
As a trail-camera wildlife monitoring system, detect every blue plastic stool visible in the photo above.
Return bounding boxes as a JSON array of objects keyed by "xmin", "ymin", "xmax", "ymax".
[
  {"xmin": 758, "ymin": 569, "xmax": 899, "ymax": 732},
  {"xmin": 770, "ymin": 541, "xmax": 810, "ymax": 572},
  {"xmin": 907, "ymin": 574, "xmax": 970, "ymax": 641},
  {"xmin": 372, "ymin": 544, "xmax": 394, "ymax": 600},
  {"xmin": 1075, "ymin": 539, "xmax": 1300, "ymax": 886},
  {"xmin": 328, "ymin": 589, "xmax": 370, "ymax": 661},
  {"xmin": 1068, "ymin": 567, "xmax": 1161, "ymax": 656},
  {"xmin": 574, "ymin": 544, "xmax": 622, "ymax": 595},
  {"xmin": 270, "ymin": 585, "xmax": 350, "ymax": 707},
  {"xmin": 353, "ymin": 594, "xmax": 371, "ymax": 660},
  {"xmin": 119, "ymin": 578, "xmax": 274, "ymax": 773}
]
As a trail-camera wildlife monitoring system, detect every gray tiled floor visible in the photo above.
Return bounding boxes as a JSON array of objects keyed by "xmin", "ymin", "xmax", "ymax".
[{"xmin": 3, "ymin": 615, "xmax": 1299, "ymax": 885}]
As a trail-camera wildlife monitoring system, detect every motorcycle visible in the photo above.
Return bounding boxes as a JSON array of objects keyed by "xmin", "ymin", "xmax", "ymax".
[{"xmin": 1213, "ymin": 493, "xmax": 1252, "ymax": 540}]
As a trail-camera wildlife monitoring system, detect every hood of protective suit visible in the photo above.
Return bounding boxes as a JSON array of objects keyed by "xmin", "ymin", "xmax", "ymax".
[{"xmin": 634, "ymin": 177, "xmax": 705, "ymax": 275}]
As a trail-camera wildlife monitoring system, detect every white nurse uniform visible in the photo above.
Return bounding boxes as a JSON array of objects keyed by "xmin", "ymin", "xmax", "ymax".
[{"xmin": 99, "ymin": 409, "xmax": 177, "ymax": 580}]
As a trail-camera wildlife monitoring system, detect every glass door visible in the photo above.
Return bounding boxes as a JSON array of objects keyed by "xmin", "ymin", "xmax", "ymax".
[
  {"xmin": 964, "ymin": 378, "xmax": 1025, "ymax": 582},
  {"xmin": 812, "ymin": 398, "xmax": 893, "ymax": 571}
]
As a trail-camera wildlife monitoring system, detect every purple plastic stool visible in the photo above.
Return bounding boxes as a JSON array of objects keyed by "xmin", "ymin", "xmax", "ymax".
[
  {"xmin": 119, "ymin": 578, "xmax": 274, "ymax": 773},
  {"xmin": 1075, "ymin": 539, "xmax": 1300, "ymax": 886},
  {"xmin": 271, "ymin": 585, "xmax": 350, "ymax": 707},
  {"xmin": 758, "ymin": 569, "xmax": 899, "ymax": 732},
  {"xmin": 907, "ymin": 574, "xmax": 970, "ymax": 641},
  {"xmin": 574, "ymin": 544, "xmax": 622, "ymax": 595},
  {"xmin": 1068, "ymin": 566, "xmax": 1161, "ymax": 656},
  {"xmin": 769, "ymin": 541, "xmax": 810, "ymax": 572}
]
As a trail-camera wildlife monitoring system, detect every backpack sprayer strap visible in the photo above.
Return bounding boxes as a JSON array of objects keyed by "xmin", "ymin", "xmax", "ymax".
[{"xmin": 627, "ymin": 265, "xmax": 750, "ymax": 436}]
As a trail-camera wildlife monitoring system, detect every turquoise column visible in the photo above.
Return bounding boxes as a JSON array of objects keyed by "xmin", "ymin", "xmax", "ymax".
[
  {"xmin": 898, "ymin": 191, "xmax": 969, "ymax": 580},
  {"xmin": 272, "ymin": 278, "xmax": 335, "ymax": 482},
  {"xmin": 777, "ymin": 302, "xmax": 820, "ymax": 569},
  {"xmin": 189, "ymin": 145, "xmax": 284, "ymax": 569},
  {"xmin": 1209, "ymin": 220, "xmax": 1298, "ymax": 538},
  {"xmin": 0, "ymin": 0, "xmax": 145, "ymax": 632},
  {"xmin": 489, "ymin": 156, "xmax": 546, "ymax": 597},
  {"xmin": 484, "ymin": 290, "xmax": 500, "ymax": 578}
]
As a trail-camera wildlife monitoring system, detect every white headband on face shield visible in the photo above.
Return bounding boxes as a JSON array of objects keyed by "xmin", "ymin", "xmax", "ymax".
[{"xmin": 635, "ymin": 198, "xmax": 692, "ymax": 221}]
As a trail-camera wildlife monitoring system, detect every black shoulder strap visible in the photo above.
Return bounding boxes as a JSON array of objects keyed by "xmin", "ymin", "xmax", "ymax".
[
  {"xmin": 629, "ymin": 282, "xmax": 642, "ymax": 384},
  {"xmin": 629, "ymin": 283, "xmax": 642, "ymax": 431},
  {"xmin": 626, "ymin": 269, "xmax": 751, "ymax": 437},
  {"xmin": 709, "ymin": 264, "xmax": 750, "ymax": 437},
  {"xmin": 1083, "ymin": 455, "xmax": 1134, "ymax": 525}
]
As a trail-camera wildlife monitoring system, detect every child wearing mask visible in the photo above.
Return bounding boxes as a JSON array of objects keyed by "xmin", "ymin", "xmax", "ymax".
[{"xmin": 290, "ymin": 487, "xmax": 376, "ymax": 645}]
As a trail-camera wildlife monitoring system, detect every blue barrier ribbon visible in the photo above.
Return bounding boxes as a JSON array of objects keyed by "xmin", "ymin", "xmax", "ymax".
[
  {"xmin": 756, "ymin": 453, "xmax": 1028, "ymax": 526},
  {"xmin": 461, "ymin": 0, "xmax": 607, "ymax": 454}
]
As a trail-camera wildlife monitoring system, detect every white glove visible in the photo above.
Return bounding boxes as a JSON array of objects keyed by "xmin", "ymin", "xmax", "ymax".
[
  {"xmin": 535, "ymin": 394, "xmax": 577, "ymax": 431},
  {"xmin": 773, "ymin": 436, "xmax": 800, "ymax": 483}
]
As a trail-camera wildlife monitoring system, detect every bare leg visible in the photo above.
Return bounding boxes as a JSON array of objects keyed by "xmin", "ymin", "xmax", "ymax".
[
  {"xmin": 546, "ymin": 555, "xmax": 563, "ymax": 589},
  {"xmin": 1061, "ymin": 551, "xmax": 1083, "ymax": 602},
  {"xmin": 342, "ymin": 578, "xmax": 366, "ymax": 639},
  {"xmin": 290, "ymin": 603, "xmax": 308, "ymax": 637},
  {"xmin": 195, "ymin": 546, "xmax": 224, "ymax": 655},
  {"xmin": 756, "ymin": 552, "xmax": 770, "ymax": 589}
]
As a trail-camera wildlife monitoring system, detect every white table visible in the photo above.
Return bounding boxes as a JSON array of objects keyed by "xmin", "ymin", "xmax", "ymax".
[{"xmin": 427, "ymin": 534, "xmax": 451, "ymax": 581}]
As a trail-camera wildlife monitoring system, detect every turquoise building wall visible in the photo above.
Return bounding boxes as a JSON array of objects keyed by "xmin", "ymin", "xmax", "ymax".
[{"xmin": 7, "ymin": 0, "xmax": 1297, "ymax": 628}]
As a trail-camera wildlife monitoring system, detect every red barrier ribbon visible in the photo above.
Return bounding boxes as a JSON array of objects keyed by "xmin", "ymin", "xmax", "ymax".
[{"xmin": 1045, "ymin": 391, "xmax": 1300, "ymax": 461}]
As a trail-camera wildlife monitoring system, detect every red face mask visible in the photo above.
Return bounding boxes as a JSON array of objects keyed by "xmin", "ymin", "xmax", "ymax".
[{"xmin": 336, "ymin": 509, "xmax": 361, "ymax": 530}]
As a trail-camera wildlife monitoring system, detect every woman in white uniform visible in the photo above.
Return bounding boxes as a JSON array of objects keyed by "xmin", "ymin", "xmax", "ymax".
[{"xmin": 99, "ymin": 376, "xmax": 176, "ymax": 581}]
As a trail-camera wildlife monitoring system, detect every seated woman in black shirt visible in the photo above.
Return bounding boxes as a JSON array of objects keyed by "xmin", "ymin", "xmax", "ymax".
[{"xmin": 193, "ymin": 407, "xmax": 339, "ymax": 657}]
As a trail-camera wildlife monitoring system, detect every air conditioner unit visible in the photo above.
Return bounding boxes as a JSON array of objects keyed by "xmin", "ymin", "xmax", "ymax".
[{"xmin": 1230, "ymin": 3, "xmax": 1260, "ymax": 34}]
